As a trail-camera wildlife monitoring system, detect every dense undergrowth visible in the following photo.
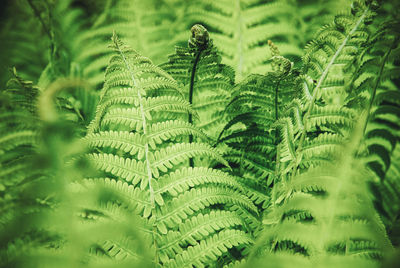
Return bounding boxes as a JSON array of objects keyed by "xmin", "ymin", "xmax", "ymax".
[{"xmin": 0, "ymin": 0, "xmax": 399, "ymax": 267}]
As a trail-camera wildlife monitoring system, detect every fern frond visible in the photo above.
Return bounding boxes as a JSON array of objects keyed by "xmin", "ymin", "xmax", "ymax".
[
  {"xmin": 274, "ymin": 2, "xmax": 377, "ymax": 179},
  {"xmin": 161, "ymin": 26, "xmax": 235, "ymax": 139},
  {"xmin": 73, "ymin": 0, "xmax": 182, "ymax": 88},
  {"xmin": 164, "ymin": 229, "xmax": 253, "ymax": 268},
  {"xmin": 259, "ymin": 149, "xmax": 392, "ymax": 265},
  {"xmin": 348, "ymin": 17, "xmax": 400, "ymax": 181},
  {"xmin": 184, "ymin": 0, "xmax": 303, "ymax": 79},
  {"xmin": 219, "ymin": 68, "xmax": 297, "ymax": 215},
  {"xmin": 84, "ymin": 34, "xmax": 255, "ymax": 266}
]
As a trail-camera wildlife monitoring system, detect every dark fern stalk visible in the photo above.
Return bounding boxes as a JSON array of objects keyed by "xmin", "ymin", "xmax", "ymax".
[{"xmin": 187, "ymin": 24, "xmax": 209, "ymax": 167}]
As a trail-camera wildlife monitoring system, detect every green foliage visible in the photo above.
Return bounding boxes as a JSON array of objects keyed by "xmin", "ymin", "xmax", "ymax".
[
  {"xmin": 255, "ymin": 123, "xmax": 392, "ymax": 265},
  {"xmin": 0, "ymin": 0, "xmax": 399, "ymax": 267},
  {"xmin": 161, "ymin": 24, "xmax": 235, "ymax": 140},
  {"xmin": 83, "ymin": 33, "xmax": 255, "ymax": 266}
]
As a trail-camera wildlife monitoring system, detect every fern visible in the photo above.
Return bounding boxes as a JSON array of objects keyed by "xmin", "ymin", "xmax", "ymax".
[
  {"xmin": 84, "ymin": 33, "xmax": 256, "ymax": 266},
  {"xmin": 0, "ymin": 74, "xmax": 42, "ymax": 251},
  {"xmin": 0, "ymin": 73, "xmax": 82, "ymax": 266},
  {"xmin": 216, "ymin": 42, "xmax": 297, "ymax": 229},
  {"xmin": 349, "ymin": 16, "xmax": 400, "ymax": 180},
  {"xmin": 73, "ymin": 0, "xmax": 182, "ymax": 89},
  {"xmin": 251, "ymin": 1, "xmax": 398, "ymax": 266},
  {"xmin": 183, "ymin": 0, "xmax": 303, "ymax": 80},
  {"xmin": 253, "ymin": 117, "xmax": 393, "ymax": 267},
  {"xmin": 220, "ymin": 40, "xmax": 297, "ymax": 179},
  {"xmin": 272, "ymin": 1, "xmax": 376, "ymax": 181},
  {"xmin": 160, "ymin": 24, "xmax": 235, "ymax": 141}
]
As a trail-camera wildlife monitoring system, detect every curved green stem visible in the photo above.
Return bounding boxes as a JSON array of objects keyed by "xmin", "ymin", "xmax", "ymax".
[{"xmin": 361, "ymin": 39, "xmax": 396, "ymax": 137}]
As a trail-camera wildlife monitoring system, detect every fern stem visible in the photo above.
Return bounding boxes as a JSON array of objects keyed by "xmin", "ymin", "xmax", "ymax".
[
  {"xmin": 188, "ymin": 49, "xmax": 203, "ymax": 167},
  {"xmin": 113, "ymin": 35, "xmax": 160, "ymax": 263},
  {"xmin": 114, "ymin": 40, "xmax": 155, "ymax": 207},
  {"xmin": 290, "ymin": 8, "xmax": 369, "ymax": 178},
  {"xmin": 361, "ymin": 38, "xmax": 396, "ymax": 137}
]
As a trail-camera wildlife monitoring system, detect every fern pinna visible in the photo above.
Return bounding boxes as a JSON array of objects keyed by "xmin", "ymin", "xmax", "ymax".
[{"xmin": 84, "ymin": 32, "xmax": 256, "ymax": 267}]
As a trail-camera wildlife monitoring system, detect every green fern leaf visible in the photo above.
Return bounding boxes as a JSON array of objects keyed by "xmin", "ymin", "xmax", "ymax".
[
  {"xmin": 84, "ymin": 33, "xmax": 255, "ymax": 266},
  {"xmin": 161, "ymin": 25, "xmax": 235, "ymax": 139}
]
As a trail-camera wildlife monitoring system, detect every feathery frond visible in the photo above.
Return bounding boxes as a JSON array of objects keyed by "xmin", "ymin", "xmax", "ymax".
[{"xmin": 84, "ymin": 33, "xmax": 255, "ymax": 266}]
